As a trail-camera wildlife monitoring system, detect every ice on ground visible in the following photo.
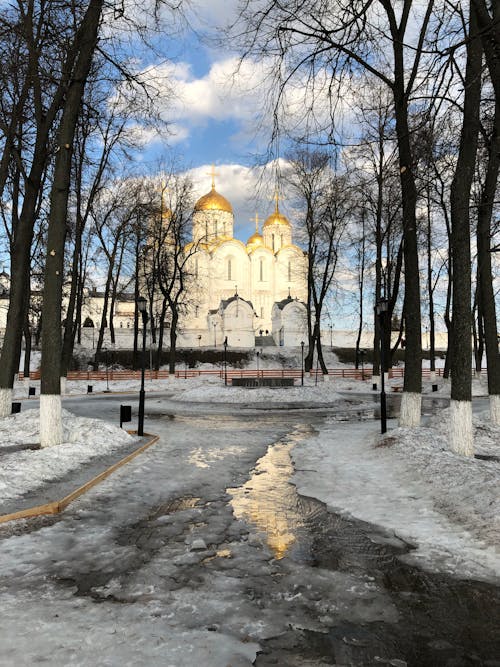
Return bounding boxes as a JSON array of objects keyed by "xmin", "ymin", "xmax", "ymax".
[
  {"xmin": 0, "ymin": 409, "xmax": 137, "ymax": 504},
  {"xmin": 292, "ymin": 411, "xmax": 500, "ymax": 583}
]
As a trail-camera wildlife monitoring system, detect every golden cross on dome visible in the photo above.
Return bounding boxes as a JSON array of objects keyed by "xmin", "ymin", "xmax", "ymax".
[
  {"xmin": 251, "ymin": 212, "xmax": 260, "ymax": 233},
  {"xmin": 207, "ymin": 163, "xmax": 219, "ymax": 189},
  {"xmin": 273, "ymin": 187, "xmax": 282, "ymax": 212},
  {"xmin": 160, "ymin": 178, "xmax": 171, "ymax": 217}
]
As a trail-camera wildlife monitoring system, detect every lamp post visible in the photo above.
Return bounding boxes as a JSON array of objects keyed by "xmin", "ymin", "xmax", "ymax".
[
  {"xmin": 223, "ymin": 336, "xmax": 228, "ymax": 385},
  {"xmin": 376, "ymin": 299, "xmax": 388, "ymax": 434},
  {"xmin": 301, "ymin": 340, "xmax": 305, "ymax": 386},
  {"xmin": 103, "ymin": 347, "xmax": 110, "ymax": 392},
  {"xmin": 329, "ymin": 324, "xmax": 333, "ymax": 351},
  {"xmin": 256, "ymin": 349, "xmax": 260, "ymax": 377},
  {"xmin": 137, "ymin": 296, "xmax": 149, "ymax": 436},
  {"xmin": 213, "ymin": 321, "xmax": 217, "ymax": 347}
]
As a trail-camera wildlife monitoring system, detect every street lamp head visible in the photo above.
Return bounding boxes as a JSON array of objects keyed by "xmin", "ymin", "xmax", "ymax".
[
  {"xmin": 301, "ymin": 340, "xmax": 304, "ymax": 348},
  {"xmin": 376, "ymin": 298, "xmax": 389, "ymax": 316},
  {"xmin": 137, "ymin": 296, "xmax": 147, "ymax": 313}
]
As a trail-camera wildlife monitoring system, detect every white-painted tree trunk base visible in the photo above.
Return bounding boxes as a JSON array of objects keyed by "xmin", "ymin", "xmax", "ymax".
[
  {"xmin": 60, "ymin": 376, "xmax": 67, "ymax": 395},
  {"xmin": 429, "ymin": 371, "xmax": 436, "ymax": 383},
  {"xmin": 490, "ymin": 395, "xmax": 500, "ymax": 425},
  {"xmin": 372, "ymin": 375, "xmax": 380, "ymax": 388},
  {"xmin": 449, "ymin": 400, "xmax": 474, "ymax": 457},
  {"xmin": 0, "ymin": 387, "xmax": 13, "ymax": 417},
  {"xmin": 323, "ymin": 374, "xmax": 330, "ymax": 382},
  {"xmin": 475, "ymin": 369, "xmax": 482, "ymax": 379},
  {"xmin": 40, "ymin": 394, "xmax": 63, "ymax": 448},
  {"xmin": 399, "ymin": 392, "xmax": 421, "ymax": 427}
]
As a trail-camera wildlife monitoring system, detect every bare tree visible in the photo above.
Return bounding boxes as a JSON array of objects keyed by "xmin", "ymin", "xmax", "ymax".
[
  {"xmin": 285, "ymin": 149, "xmax": 350, "ymax": 373},
  {"xmin": 475, "ymin": 99, "xmax": 500, "ymax": 423},
  {"xmin": 39, "ymin": 0, "xmax": 105, "ymax": 447},
  {"xmin": 141, "ymin": 172, "xmax": 197, "ymax": 375},
  {"xmin": 233, "ymin": 0, "xmax": 443, "ymax": 425},
  {"xmin": 0, "ymin": 0, "xmax": 93, "ymax": 417},
  {"xmin": 90, "ymin": 180, "xmax": 140, "ymax": 361},
  {"xmin": 446, "ymin": 1, "xmax": 483, "ymax": 456},
  {"xmin": 60, "ymin": 84, "xmax": 132, "ymax": 381}
]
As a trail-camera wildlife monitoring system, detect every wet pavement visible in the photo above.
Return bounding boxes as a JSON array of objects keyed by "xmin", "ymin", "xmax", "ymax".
[
  {"xmin": 5, "ymin": 391, "xmax": 500, "ymax": 666},
  {"xmin": 232, "ymin": 436, "xmax": 500, "ymax": 666}
]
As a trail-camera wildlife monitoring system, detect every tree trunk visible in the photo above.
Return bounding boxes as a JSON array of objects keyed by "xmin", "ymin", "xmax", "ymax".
[
  {"xmin": 0, "ymin": 172, "xmax": 44, "ymax": 415},
  {"xmin": 448, "ymin": 1, "xmax": 482, "ymax": 456},
  {"xmin": 40, "ymin": 0, "xmax": 103, "ymax": 447},
  {"xmin": 61, "ymin": 217, "xmax": 83, "ymax": 377},
  {"xmin": 393, "ymin": 80, "xmax": 422, "ymax": 426},
  {"xmin": 168, "ymin": 310, "xmax": 179, "ymax": 375},
  {"xmin": 477, "ymin": 100, "xmax": 500, "ymax": 422},
  {"xmin": 426, "ymin": 189, "xmax": 436, "ymax": 374},
  {"xmin": 23, "ymin": 316, "xmax": 32, "ymax": 380}
]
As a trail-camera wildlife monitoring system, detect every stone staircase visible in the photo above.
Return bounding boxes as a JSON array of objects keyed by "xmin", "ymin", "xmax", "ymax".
[{"xmin": 254, "ymin": 335, "xmax": 276, "ymax": 347}]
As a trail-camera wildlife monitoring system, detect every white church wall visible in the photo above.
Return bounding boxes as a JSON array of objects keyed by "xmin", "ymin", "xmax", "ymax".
[
  {"xmin": 276, "ymin": 247, "xmax": 307, "ymax": 302},
  {"xmin": 220, "ymin": 299, "xmax": 255, "ymax": 347},
  {"xmin": 272, "ymin": 300, "xmax": 308, "ymax": 347},
  {"xmin": 210, "ymin": 241, "xmax": 250, "ymax": 305}
]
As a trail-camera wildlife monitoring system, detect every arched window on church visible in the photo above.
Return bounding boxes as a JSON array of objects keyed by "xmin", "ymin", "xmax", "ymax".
[
  {"xmin": 227, "ymin": 258, "xmax": 232, "ymax": 281},
  {"xmin": 272, "ymin": 234, "xmax": 275, "ymax": 251},
  {"xmin": 195, "ymin": 305, "xmax": 199, "ymax": 317},
  {"xmin": 205, "ymin": 221, "xmax": 208, "ymax": 240},
  {"xmin": 195, "ymin": 257, "xmax": 199, "ymax": 279},
  {"xmin": 259, "ymin": 258, "xmax": 264, "ymax": 281},
  {"xmin": 281, "ymin": 234, "xmax": 284, "ymax": 247},
  {"xmin": 215, "ymin": 219, "xmax": 218, "ymax": 237},
  {"xmin": 288, "ymin": 260, "xmax": 291, "ymax": 282}
]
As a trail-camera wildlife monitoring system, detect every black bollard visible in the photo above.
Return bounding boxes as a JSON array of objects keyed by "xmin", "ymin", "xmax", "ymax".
[
  {"xmin": 11, "ymin": 402, "xmax": 21, "ymax": 414},
  {"xmin": 87, "ymin": 385, "xmax": 93, "ymax": 394},
  {"xmin": 28, "ymin": 386, "xmax": 36, "ymax": 397},
  {"xmin": 372, "ymin": 383, "xmax": 377, "ymax": 391},
  {"xmin": 120, "ymin": 404, "xmax": 132, "ymax": 429}
]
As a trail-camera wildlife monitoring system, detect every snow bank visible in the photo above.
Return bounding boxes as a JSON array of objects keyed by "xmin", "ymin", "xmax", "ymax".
[{"xmin": 0, "ymin": 409, "xmax": 137, "ymax": 505}]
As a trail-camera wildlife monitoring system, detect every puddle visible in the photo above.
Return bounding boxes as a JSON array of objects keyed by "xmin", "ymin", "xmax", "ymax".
[
  {"xmin": 188, "ymin": 445, "xmax": 247, "ymax": 469},
  {"xmin": 228, "ymin": 427, "xmax": 500, "ymax": 665},
  {"xmin": 227, "ymin": 425, "xmax": 316, "ymax": 560}
]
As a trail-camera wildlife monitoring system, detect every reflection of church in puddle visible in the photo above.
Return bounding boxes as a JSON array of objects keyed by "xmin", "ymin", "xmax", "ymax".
[{"xmin": 181, "ymin": 173, "xmax": 308, "ymax": 347}]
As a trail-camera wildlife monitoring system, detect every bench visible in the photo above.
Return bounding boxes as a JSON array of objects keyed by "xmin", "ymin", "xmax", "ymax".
[
  {"xmin": 231, "ymin": 377, "xmax": 295, "ymax": 388},
  {"xmin": 391, "ymin": 386, "xmax": 403, "ymax": 392}
]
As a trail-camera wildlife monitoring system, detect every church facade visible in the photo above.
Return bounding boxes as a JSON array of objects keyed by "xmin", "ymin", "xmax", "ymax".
[
  {"xmin": 178, "ymin": 176, "xmax": 308, "ymax": 347},
  {"xmin": 0, "ymin": 177, "xmax": 309, "ymax": 351}
]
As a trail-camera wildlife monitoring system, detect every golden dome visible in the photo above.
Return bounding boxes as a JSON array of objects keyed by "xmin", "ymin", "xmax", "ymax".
[
  {"xmin": 247, "ymin": 231, "xmax": 263, "ymax": 247},
  {"xmin": 263, "ymin": 202, "xmax": 291, "ymax": 228},
  {"xmin": 194, "ymin": 186, "xmax": 233, "ymax": 214}
]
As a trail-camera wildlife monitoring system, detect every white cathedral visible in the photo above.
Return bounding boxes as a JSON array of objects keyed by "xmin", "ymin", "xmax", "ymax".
[
  {"xmin": 178, "ymin": 173, "xmax": 309, "ymax": 348},
  {"xmin": 0, "ymin": 174, "xmax": 309, "ymax": 350}
]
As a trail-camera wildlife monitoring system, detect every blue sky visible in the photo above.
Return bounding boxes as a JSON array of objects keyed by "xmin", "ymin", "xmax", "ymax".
[
  {"xmin": 120, "ymin": 2, "xmax": 368, "ymax": 330},
  {"xmin": 122, "ymin": 2, "xmax": 288, "ymax": 242}
]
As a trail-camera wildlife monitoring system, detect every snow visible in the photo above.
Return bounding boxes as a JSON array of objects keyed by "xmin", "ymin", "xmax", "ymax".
[
  {"xmin": 0, "ymin": 409, "xmax": 138, "ymax": 505},
  {"xmin": 1, "ymin": 371, "xmax": 499, "ymax": 664},
  {"xmin": 293, "ymin": 410, "xmax": 500, "ymax": 583}
]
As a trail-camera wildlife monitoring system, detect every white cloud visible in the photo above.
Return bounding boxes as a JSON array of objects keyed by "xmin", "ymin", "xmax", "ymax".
[
  {"xmin": 136, "ymin": 52, "xmax": 358, "ymax": 151},
  {"xmin": 145, "ymin": 56, "xmax": 267, "ymax": 125}
]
